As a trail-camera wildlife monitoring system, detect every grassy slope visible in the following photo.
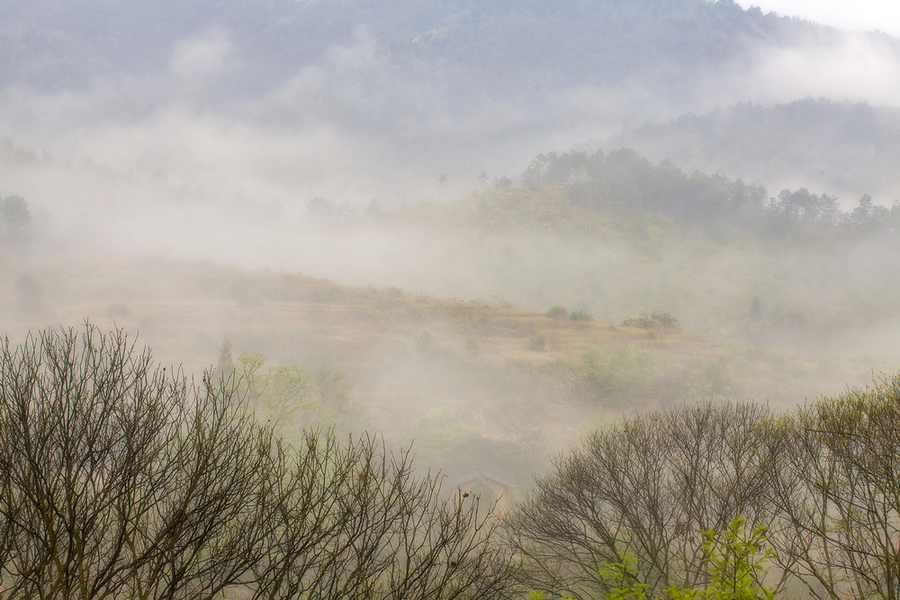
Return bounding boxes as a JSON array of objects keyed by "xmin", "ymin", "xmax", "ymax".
[
  {"xmin": 377, "ymin": 185, "xmax": 900, "ymax": 360},
  {"xmin": 1, "ymin": 179, "xmax": 895, "ymax": 492},
  {"xmin": 0, "ymin": 238, "xmax": 883, "ymax": 478}
]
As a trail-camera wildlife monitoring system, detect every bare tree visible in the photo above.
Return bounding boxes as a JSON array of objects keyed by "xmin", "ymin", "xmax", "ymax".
[
  {"xmin": 249, "ymin": 432, "xmax": 520, "ymax": 600},
  {"xmin": 769, "ymin": 374, "xmax": 900, "ymax": 600},
  {"xmin": 506, "ymin": 401, "xmax": 783, "ymax": 599},
  {"xmin": 0, "ymin": 325, "xmax": 519, "ymax": 600},
  {"xmin": 0, "ymin": 325, "xmax": 282, "ymax": 600}
]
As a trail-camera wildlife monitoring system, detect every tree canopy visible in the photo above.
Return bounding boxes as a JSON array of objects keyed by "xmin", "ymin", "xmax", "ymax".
[{"xmin": 0, "ymin": 324, "xmax": 519, "ymax": 600}]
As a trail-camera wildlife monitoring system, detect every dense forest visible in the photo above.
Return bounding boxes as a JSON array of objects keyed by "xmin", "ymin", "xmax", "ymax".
[{"xmin": 519, "ymin": 148, "xmax": 900, "ymax": 236}]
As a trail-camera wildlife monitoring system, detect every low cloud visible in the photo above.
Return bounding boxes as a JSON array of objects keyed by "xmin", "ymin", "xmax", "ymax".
[
  {"xmin": 325, "ymin": 25, "xmax": 378, "ymax": 69},
  {"xmin": 170, "ymin": 29, "xmax": 234, "ymax": 82},
  {"xmin": 726, "ymin": 32, "xmax": 900, "ymax": 105}
]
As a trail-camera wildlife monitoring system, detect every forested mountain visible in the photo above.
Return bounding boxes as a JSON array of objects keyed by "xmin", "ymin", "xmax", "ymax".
[
  {"xmin": 2, "ymin": 0, "xmax": 896, "ymax": 203},
  {"xmin": 3, "ymin": 0, "xmax": 900, "ymax": 378},
  {"xmin": 517, "ymin": 148, "xmax": 900, "ymax": 235},
  {"xmin": 0, "ymin": 0, "xmax": 812, "ymax": 96}
]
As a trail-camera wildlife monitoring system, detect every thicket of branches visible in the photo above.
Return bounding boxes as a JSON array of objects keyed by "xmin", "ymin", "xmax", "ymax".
[
  {"xmin": 508, "ymin": 375, "xmax": 900, "ymax": 600},
  {"xmin": 507, "ymin": 402, "xmax": 783, "ymax": 599},
  {"xmin": 0, "ymin": 325, "xmax": 519, "ymax": 600},
  {"xmin": 5, "ymin": 324, "xmax": 900, "ymax": 600}
]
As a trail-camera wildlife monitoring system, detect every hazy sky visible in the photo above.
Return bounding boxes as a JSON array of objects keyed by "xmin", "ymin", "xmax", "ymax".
[{"xmin": 735, "ymin": 1, "xmax": 900, "ymax": 36}]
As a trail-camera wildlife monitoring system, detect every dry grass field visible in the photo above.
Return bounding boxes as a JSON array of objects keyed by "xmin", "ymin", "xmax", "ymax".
[{"xmin": 1, "ymin": 245, "xmax": 879, "ymax": 483}]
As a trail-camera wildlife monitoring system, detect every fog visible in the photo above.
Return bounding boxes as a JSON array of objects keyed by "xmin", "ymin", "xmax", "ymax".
[
  {"xmin": 727, "ymin": 34, "xmax": 893, "ymax": 101},
  {"xmin": 3, "ymin": 0, "xmax": 900, "ymax": 487},
  {"xmin": 1, "ymin": 6, "xmax": 897, "ymax": 206}
]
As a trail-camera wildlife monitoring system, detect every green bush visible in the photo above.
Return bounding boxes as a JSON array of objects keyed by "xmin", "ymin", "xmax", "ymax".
[
  {"xmin": 621, "ymin": 311, "xmax": 678, "ymax": 329},
  {"xmin": 569, "ymin": 310, "xmax": 592, "ymax": 322},
  {"xmin": 529, "ymin": 332, "xmax": 547, "ymax": 351},
  {"xmin": 547, "ymin": 305, "xmax": 569, "ymax": 321},
  {"xmin": 668, "ymin": 517, "xmax": 778, "ymax": 600},
  {"xmin": 0, "ymin": 195, "xmax": 30, "ymax": 230},
  {"xmin": 596, "ymin": 554, "xmax": 649, "ymax": 600}
]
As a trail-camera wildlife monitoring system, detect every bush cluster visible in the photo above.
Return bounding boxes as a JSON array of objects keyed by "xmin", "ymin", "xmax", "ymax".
[{"xmin": 621, "ymin": 311, "xmax": 679, "ymax": 329}]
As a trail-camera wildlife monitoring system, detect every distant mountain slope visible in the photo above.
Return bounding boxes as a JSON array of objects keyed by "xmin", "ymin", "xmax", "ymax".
[
  {"xmin": 3, "ymin": 0, "xmax": 898, "ymax": 204},
  {"xmin": 0, "ymin": 0, "xmax": 818, "ymax": 100},
  {"xmin": 607, "ymin": 99, "xmax": 900, "ymax": 203},
  {"xmin": 0, "ymin": 250, "xmax": 884, "ymax": 482}
]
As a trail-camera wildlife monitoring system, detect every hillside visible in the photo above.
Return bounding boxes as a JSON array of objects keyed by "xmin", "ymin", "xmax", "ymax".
[
  {"xmin": 2, "ymin": 0, "xmax": 900, "ymax": 501},
  {"xmin": 0, "ymin": 0, "xmax": 809, "ymax": 96},
  {"xmin": 1, "ymin": 0, "xmax": 887, "ymax": 205},
  {"xmin": 0, "ymin": 246, "xmax": 886, "ymax": 493}
]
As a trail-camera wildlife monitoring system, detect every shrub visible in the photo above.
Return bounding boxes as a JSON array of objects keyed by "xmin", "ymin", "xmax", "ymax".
[
  {"xmin": 668, "ymin": 517, "xmax": 778, "ymax": 600},
  {"xmin": 621, "ymin": 311, "xmax": 678, "ymax": 330},
  {"xmin": 569, "ymin": 310, "xmax": 592, "ymax": 322},
  {"xmin": 596, "ymin": 554, "xmax": 650, "ymax": 600},
  {"xmin": 529, "ymin": 332, "xmax": 548, "ymax": 351},
  {"xmin": 547, "ymin": 305, "xmax": 569, "ymax": 321},
  {"xmin": 650, "ymin": 311, "xmax": 678, "ymax": 327}
]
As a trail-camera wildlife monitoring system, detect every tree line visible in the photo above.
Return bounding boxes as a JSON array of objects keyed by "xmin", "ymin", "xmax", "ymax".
[
  {"xmin": 520, "ymin": 149, "xmax": 900, "ymax": 238},
  {"xmin": 3, "ymin": 325, "xmax": 900, "ymax": 599},
  {"xmin": 0, "ymin": 326, "xmax": 518, "ymax": 600},
  {"xmin": 510, "ymin": 377, "xmax": 900, "ymax": 599},
  {"xmin": 612, "ymin": 99, "xmax": 900, "ymax": 202}
]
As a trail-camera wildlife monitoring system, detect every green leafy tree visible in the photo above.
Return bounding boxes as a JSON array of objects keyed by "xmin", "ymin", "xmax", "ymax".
[
  {"xmin": 234, "ymin": 352, "xmax": 360, "ymax": 436},
  {"xmin": 668, "ymin": 517, "xmax": 778, "ymax": 600},
  {"xmin": 0, "ymin": 195, "xmax": 30, "ymax": 229},
  {"xmin": 596, "ymin": 555, "xmax": 650, "ymax": 600}
]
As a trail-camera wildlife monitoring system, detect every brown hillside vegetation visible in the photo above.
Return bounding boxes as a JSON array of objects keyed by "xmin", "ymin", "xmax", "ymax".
[{"xmin": 0, "ymin": 248, "xmax": 880, "ymax": 484}]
